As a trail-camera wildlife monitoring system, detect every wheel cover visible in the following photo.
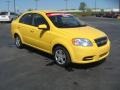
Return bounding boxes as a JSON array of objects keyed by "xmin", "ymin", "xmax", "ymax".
[
  {"xmin": 55, "ymin": 49, "xmax": 67, "ymax": 65},
  {"xmin": 15, "ymin": 37, "xmax": 21, "ymax": 47}
]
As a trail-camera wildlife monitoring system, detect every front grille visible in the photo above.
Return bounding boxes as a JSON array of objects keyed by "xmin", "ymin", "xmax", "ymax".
[{"xmin": 95, "ymin": 37, "xmax": 108, "ymax": 47}]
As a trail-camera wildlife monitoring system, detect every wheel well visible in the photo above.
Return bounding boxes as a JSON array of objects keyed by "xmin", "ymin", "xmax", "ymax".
[
  {"xmin": 14, "ymin": 33, "xmax": 19, "ymax": 38},
  {"xmin": 52, "ymin": 44, "xmax": 72, "ymax": 63},
  {"xmin": 52, "ymin": 44, "xmax": 67, "ymax": 53}
]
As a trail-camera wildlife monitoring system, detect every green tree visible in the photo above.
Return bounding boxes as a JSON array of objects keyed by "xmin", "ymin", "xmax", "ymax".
[{"xmin": 79, "ymin": 2, "xmax": 86, "ymax": 12}]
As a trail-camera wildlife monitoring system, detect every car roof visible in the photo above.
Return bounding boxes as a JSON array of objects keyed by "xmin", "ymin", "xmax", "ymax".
[{"xmin": 24, "ymin": 10, "xmax": 67, "ymax": 14}]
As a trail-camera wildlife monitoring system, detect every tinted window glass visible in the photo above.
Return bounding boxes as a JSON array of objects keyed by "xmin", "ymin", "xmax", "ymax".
[
  {"xmin": 0, "ymin": 12, "xmax": 8, "ymax": 15},
  {"xmin": 10, "ymin": 12, "xmax": 17, "ymax": 15},
  {"xmin": 19, "ymin": 13, "xmax": 32, "ymax": 25},
  {"xmin": 47, "ymin": 13, "xmax": 86, "ymax": 28},
  {"xmin": 32, "ymin": 14, "xmax": 48, "ymax": 27}
]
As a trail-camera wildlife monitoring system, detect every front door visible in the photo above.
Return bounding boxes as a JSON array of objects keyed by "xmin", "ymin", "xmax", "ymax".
[
  {"xmin": 18, "ymin": 13, "xmax": 34, "ymax": 45},
  {"xmin": 30, "ymin": 13, "xmax": 52, "ymax": 52}
]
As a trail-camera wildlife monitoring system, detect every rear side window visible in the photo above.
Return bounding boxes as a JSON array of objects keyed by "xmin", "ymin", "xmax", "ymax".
[{"xmin": 19, "ymin": 13, "xmax": 32, "ymax": 25}]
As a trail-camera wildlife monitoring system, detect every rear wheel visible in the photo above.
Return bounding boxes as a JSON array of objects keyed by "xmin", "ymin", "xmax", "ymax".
[
  {"xmin": 10, "ymin": 18, "xmax": 13, "ymax": 23},
  {"xmin": 53, "ymin": 46, "xmax": 71, "ymax": 67},
  {"xmin": 15, "ymin": 35, "xmax": 23, "ymax": 48}
]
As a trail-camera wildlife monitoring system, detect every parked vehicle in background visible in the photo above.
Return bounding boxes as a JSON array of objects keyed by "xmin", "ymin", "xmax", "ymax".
[
  {"xmin": 0, "ymin": 12, "xmax": 18, "ymax": 23},
  {"xmin": 117, "ymin": 14, "xmax": 120, "ymax": 19},
  {"xmin": 96, "ymin": 13, "xmax": 104, "ymax": 17},
  {"xmin": 102, "ymin": 12, "xmax": 120, "ymax": 18},
  {"xmin": 95, "ymin": 12, "xmax": 120, "ymax": 18},
  {"xmin": 113, "ymin": 13, "xmax": 120, "ymax": 18},
  {"xmin": 103, "ymin": 12, "xmax": 114, "ymax": 18}
]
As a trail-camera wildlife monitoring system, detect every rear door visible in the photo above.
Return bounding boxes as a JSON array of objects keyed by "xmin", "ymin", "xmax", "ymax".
[{"xmin": 18, "ymin": 13, "xmax": 34, "ymax": 45}]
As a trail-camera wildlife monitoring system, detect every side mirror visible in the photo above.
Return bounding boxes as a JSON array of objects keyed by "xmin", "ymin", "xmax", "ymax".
[{"xmin": 38, "ymin": 24, "xmax": 47, "ymax": 30}]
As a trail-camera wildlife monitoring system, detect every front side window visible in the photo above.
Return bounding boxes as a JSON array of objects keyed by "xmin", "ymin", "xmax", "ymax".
[
  {"xmin": 47, "ymin": 13, "xmax": 86, "ymax": 28},
  {"xmin": 32, "ymin": 14, "xmax": 48, "ymax": 27},
  {"xmin": 19, "ymin": 13, "xmax": 32, "ymax": 25}
]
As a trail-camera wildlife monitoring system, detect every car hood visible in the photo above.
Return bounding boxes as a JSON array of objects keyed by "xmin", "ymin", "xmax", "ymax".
[{"xmin": 57, "ymin": 26, "xmax": 106, "ymax": 41}]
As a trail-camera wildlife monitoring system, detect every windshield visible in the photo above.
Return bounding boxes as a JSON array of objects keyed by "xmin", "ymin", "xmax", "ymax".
[
  {"xmin": 0, "ymin": 12, "xmax": 8, "ymax": 15},
  {"xmin": 47, "ymin": 13, "xmax": 86, "ymax": 28}
]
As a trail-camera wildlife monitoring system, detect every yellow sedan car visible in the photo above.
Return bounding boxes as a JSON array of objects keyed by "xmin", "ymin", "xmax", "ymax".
[{"xmin": 11, "ymin": 10, "xmax": 110, "ymax": 66}]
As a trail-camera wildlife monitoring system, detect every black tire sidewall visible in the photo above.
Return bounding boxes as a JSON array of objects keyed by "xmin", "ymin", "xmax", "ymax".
[
  {"xmin": 53, "ymin": 46, "xmax": 71, "ymax": 67},
  {"xmin": 15, "ymin": 36, "xmax": 23, "ymax": 48}
]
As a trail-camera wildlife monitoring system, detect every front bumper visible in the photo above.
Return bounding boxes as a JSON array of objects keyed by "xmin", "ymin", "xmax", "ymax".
[{"xmin": 71, "ymin": 40, "xmax": 110, "ymax": 64}]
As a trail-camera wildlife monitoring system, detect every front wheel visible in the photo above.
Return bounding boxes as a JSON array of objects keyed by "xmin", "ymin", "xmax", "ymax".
[
  {"xmin": 15, "ymin": 35, "xmax": 23, "ymax": 48},
  {"xmin": 53, "ymin": 46, "xmax": 71, "ymax": 67}
]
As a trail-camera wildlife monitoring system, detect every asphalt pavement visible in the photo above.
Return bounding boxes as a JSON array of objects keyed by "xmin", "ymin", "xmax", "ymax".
[{"xmin": 0, "ymin": 17, "xmax": 120, "ymax": 90}]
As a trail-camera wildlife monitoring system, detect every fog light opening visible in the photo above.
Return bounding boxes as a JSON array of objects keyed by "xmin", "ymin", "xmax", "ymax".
[{"xmin": 83, "ymin": 56, "xmax": 94, "ymax": 61}]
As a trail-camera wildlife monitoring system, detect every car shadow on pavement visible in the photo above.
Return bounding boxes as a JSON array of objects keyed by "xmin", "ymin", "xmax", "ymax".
[
  {"xmin": 22, "ymin": 45, "xmax": 106, "ymax": 72},
  {"xmin": 65, "ymin": 59, "xmax": 106, "ymax": 72},
  {"xmin": 23, "ymin": 45, "xmax": 53, "ymax": 60}
]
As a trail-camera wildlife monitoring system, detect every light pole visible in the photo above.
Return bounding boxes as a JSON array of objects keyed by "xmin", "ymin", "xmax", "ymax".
[
  {"xmin": 34, "ymin": 0, "xmax": 39, "ymax": 10},
  {"xmin": 64, "ymin": 0, "xmax": 68, "ymax": 10},
  {"xmin": 6, "ymin": 0, "xmax": 10, "ymax": 12},
  {"xmin": 119, "ymin": 0, "xmax": 120, "ymax": 12},
  {"xmin": 14, "ymin": 0, "xmax": 16, "ymax": 13},
  {"xmin": 95, "ymin": 0, "xmax": 96, "ymax": 13}
]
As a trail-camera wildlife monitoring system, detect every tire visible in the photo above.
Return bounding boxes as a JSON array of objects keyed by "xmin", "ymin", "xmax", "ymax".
[
  {"xmin": 10, "ymin": 18, "xmax": 13, "ymax": 23},
  {"xmin": 53, "ymin": 46, "xmax": 71, "ymax": 67},
  {"xmin": 15, "ymin": 35, "xmax": 23, "ymax": 48}
]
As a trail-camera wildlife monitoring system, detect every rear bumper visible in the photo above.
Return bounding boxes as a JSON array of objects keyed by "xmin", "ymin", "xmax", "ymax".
[{"xmin": 0, "ymin": 18, "xmax": 11, "ymax": 22}]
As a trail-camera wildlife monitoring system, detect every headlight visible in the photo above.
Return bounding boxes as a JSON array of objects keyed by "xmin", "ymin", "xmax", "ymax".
[{"xmin": 72, "ymin": 38, "xmax": 93, "ymax": 46}]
